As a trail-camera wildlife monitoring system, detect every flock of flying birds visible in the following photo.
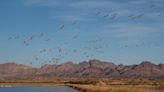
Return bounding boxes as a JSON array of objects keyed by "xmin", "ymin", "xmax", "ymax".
[
  {"xmin": 6, "ymin": 4, "xmax": 163, "ymax": 66},
  {"xmin": 94, "ymin": 4, "xmax": 164, "ymax": 20}
]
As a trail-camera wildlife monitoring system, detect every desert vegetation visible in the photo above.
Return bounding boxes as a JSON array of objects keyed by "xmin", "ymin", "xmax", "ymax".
[
  {"xmin": 67, "ymin": 79, "xmax": 164, "ymax": 92},
  {"xmin": 68, "ymin": 84, "xmax": 164, "ymax": 92},
  {"xmin": 0, "ymin": 78, "xmax": 164, "ymax": 92}
]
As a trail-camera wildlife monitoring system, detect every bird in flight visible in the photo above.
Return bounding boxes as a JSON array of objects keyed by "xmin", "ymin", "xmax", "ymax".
[
  {"xmin": 8, "ymin": 37, "xmax": 12, "ymax": 40},
  {"xmin": 40, "ymin": 33, "xmax": 44, "ymax": 37},
  {"xmin": 72, "ymin": 21, "xmax": 80, "ymax": 29},
  {"xmin": 45, "ymin": 38, "xmax": 51, "ymax": 42},
  {"xmin": 150, "ymin": 4, "xmax": 155, "ymax": 8},
  {"xmin": 15, "ymin": 35, "xmax": 20, "ymax": 39},
  {"xmin": 109, "ymin": 13, "xmax": 117, "ymax": 20},
  {"xmin": 103, "ymin": 14, "xmax": 109, "ymax": 18},
  {"xmin": 95, "ymin": 12, "xmax": 101, "ymax": 16},
  {"xmin": 136, "ymin": 13, "xmax": 144, "ymax": 19},
  {"xmin": 59, "ymin": 24, "xmax": 65, "ymax": 31}
]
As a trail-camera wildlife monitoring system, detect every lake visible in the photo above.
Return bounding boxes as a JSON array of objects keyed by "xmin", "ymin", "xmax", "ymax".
[{"xmin": 0, "ymin": 86, "xmax": 79, "ymax": 92}]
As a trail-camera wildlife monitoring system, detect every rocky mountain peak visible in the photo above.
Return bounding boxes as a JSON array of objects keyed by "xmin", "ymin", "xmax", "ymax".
[{"xmin": 0, "ymin": 60, "xmax": 163, "ymax": 80}]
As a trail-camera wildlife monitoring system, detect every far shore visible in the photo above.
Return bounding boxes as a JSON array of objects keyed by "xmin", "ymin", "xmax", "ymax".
[
  {"xmin": 0, "ymin": 82, "xmax": 66, "ymax": 86},
  {"xmin": 0, "ymin": 80, "xmax": 164, "ymax": 92}
]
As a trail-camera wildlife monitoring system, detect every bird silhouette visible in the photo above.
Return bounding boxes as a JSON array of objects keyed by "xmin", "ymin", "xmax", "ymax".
[
  {"xmin": 59, "ymin": 24, "xmax": 65, "ymax": 31},
  {"xmin": 8, "ymin": 37, "xmax": 12, "ymax": 40},
  {"xmin": 136, "ymin": 13, "xmax": 144, "ymax": 19},
  {"xmin": 150, "ymin": 4, "xmax": 155, "ymax": 8},
  {"xmin": 103, "ymin": 14, "xmax": 109, "ymax": 18},
  {"xmin": 158, "ymin": 13, "xmax": 164, "ymax": 17},
  {"xmin": 109, "ymin": 13, "xmax": 117, "ymax": 20},
  {"xmin": 95, "ymin": 12, "xmax": 101, "ymax": 16},
  {"xmin": 40, "ymin": 33, "xmax": 44, "ymax": 37},
  {"xmin": 45, "ymin": 38, "xmax": 51, "ymax": 42},
  {"xmin": 15, "ymin": 35, "xmax": 20, "ymax": 39},
  {"xmin": 72, "ymin": 21, "xmax": 80, "ymax": 29}
]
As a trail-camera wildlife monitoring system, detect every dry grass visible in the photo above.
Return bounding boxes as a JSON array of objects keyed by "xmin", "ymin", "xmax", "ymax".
[
  {"xmin": 67, "ymin": 84, "xmax": 164, "ymax": 92},
  {"xmin": 1, "ymin": 79, "xmax": 164, "ymax": 92}
]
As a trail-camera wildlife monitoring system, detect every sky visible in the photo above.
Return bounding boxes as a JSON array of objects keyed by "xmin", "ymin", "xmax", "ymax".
[{"xmin": 0, "ymin": 0, "xmax": 164, "ymax": 67}]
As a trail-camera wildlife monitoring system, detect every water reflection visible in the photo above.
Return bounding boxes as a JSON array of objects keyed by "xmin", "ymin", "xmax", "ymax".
[{"xmin": 0, "ymin": 86, "xmax": 78, "ymax": 92}]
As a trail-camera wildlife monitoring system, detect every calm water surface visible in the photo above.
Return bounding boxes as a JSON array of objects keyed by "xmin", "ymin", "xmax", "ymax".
[{"xmin": 0, "ymin": 86, "xmax": 79, "ymax": 92}]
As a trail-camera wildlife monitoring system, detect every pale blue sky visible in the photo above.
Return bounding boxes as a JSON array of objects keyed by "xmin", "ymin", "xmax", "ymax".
[{"xmin": 0, "ymin": 0, "xmax": 164, "ymax": 67}]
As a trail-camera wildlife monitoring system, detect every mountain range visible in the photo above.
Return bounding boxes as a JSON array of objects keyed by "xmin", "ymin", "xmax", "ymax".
[{"xmin": 0, "ymin": 59, "xmax": 164, "ymax": 80}]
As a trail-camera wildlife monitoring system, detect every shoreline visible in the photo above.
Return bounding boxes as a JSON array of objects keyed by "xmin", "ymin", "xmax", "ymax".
[
  {"xmin": 67, "ymin": 84, "xmax": 164, "ymax": 92},
  {"xmin": 0, "ymin": 80, "xmax": 164, "ymax": 92},
  {"xmin": 0, "ymin": 83, "xmax": 66, "ymax": 86}
]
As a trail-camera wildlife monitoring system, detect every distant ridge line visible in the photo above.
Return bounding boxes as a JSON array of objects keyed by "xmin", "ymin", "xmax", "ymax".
[{"xmin": 0, "ymin": 59, "xmax": 164, "ymax": 80}]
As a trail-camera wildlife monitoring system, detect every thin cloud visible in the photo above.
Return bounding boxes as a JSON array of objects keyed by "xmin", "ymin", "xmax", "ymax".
[
  {"xmin": 70, "ymin": 1, "xmax": 123, "ymax": 9},
  {"xmin": 101, "ymin": 23, "xmax": 163, "ymax": 38},
  {"xmin": 25, "ymin": 0, "xmax": 59, "ymax": 6},
  {"xmin": 51, "ymin": 15, "xmax": 95, "ymax": 22}
]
